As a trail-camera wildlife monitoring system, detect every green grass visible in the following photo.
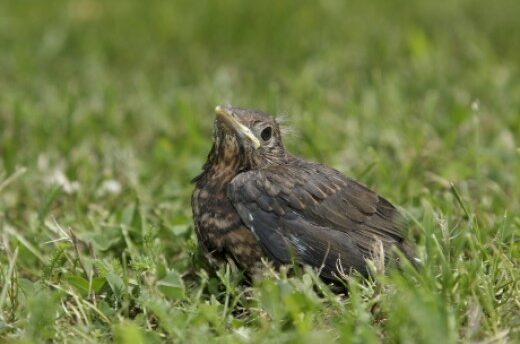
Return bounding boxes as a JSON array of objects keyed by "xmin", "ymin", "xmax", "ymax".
[{"xmin": 1, "ymin": 0, "xmax": 519, "ymax": 343}]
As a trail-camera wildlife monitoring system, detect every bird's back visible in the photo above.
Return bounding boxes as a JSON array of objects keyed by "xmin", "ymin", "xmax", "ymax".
[{"xmin": 228, "ymin": 155, "xmax": 412, "ymax": 278}]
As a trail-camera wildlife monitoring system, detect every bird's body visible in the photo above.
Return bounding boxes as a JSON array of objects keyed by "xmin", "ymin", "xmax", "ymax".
[{"xmin": 192, "ymin": 106, "xmax": 412, "ymax": 280}]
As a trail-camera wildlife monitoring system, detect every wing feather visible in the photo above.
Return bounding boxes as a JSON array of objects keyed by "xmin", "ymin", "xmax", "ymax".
[{"xmin": 228, "ymin": 157, "xmax": 410, "ymax": 278}]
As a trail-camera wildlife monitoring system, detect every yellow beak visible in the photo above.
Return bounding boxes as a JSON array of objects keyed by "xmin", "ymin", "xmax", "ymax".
[{"xmin": 215, "ymin": 105, "xmax": 261, "ymax": 149}]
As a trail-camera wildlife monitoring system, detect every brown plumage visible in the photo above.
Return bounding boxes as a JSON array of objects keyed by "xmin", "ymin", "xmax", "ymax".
[{"xmin": 192, "ymin": 105, "xmax": 413, "ymax": 280}]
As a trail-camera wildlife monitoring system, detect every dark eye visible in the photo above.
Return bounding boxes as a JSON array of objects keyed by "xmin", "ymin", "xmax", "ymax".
[{"xmin": 260, "ymin": 126, "xmax": 272, "ymax": 141}]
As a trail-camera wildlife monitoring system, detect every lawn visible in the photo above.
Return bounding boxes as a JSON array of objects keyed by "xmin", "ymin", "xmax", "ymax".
[{"xmin": 1, "ymin": 0, "xmax": 519, "ymax": 343}]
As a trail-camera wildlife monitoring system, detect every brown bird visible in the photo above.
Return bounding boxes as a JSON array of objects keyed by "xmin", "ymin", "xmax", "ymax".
[{"xmin": 192, "ymin": 105, "xmax": 413, "ymax": 281}]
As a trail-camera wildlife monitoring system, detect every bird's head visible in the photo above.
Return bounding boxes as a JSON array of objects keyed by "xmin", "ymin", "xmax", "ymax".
[{"xmin": 212, "ymin": 105, "xmax": 286, "ymax": 169}]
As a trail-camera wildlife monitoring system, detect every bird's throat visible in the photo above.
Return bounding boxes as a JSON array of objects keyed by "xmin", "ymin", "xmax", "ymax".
[{"xmin": 198, "ymin": 142, "xmax": 243, "ymax": 187}]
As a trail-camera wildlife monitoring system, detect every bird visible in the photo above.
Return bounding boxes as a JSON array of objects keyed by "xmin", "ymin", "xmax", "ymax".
[{"xmin": 191, "ymin": 105, "xmax": 413, "ymax": 281}]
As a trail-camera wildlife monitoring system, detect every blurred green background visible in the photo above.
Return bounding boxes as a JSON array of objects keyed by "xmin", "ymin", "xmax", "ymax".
[{"xmin": 1, "ymin": 0, "xmax": 519, "ymax": 343}]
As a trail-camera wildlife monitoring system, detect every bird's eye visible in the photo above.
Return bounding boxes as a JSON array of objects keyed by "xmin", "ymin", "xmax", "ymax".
[{"xmin": 260, "ymin": 126, "xmax": 272, "ymax": 141}]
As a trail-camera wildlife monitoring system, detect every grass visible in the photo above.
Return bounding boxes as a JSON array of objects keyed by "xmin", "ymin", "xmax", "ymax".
[{"xmin": 1, "ymin": 0, "xmax": 519, "ymax": 342}]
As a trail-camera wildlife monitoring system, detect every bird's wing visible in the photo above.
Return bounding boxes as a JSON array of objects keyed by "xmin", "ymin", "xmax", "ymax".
[{"xmin": 227, "ymin": 158, "xmax": 409, "ymax": 278}]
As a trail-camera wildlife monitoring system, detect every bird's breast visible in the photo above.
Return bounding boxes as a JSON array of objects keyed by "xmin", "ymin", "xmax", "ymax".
[{"xmin": 192, "ymin": 179, "xmax": 243, "ymax": 248}]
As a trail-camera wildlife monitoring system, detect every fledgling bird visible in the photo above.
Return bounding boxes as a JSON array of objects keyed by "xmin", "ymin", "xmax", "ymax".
[{"xmin": 192, "ymin": 105, "xmax": 413, "ymax": 281}]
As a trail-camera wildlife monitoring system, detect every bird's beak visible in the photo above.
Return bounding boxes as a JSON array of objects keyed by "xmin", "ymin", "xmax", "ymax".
[{"xmin": 215, "ymin": 105, "xmax": 261, "ymax": 149}]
